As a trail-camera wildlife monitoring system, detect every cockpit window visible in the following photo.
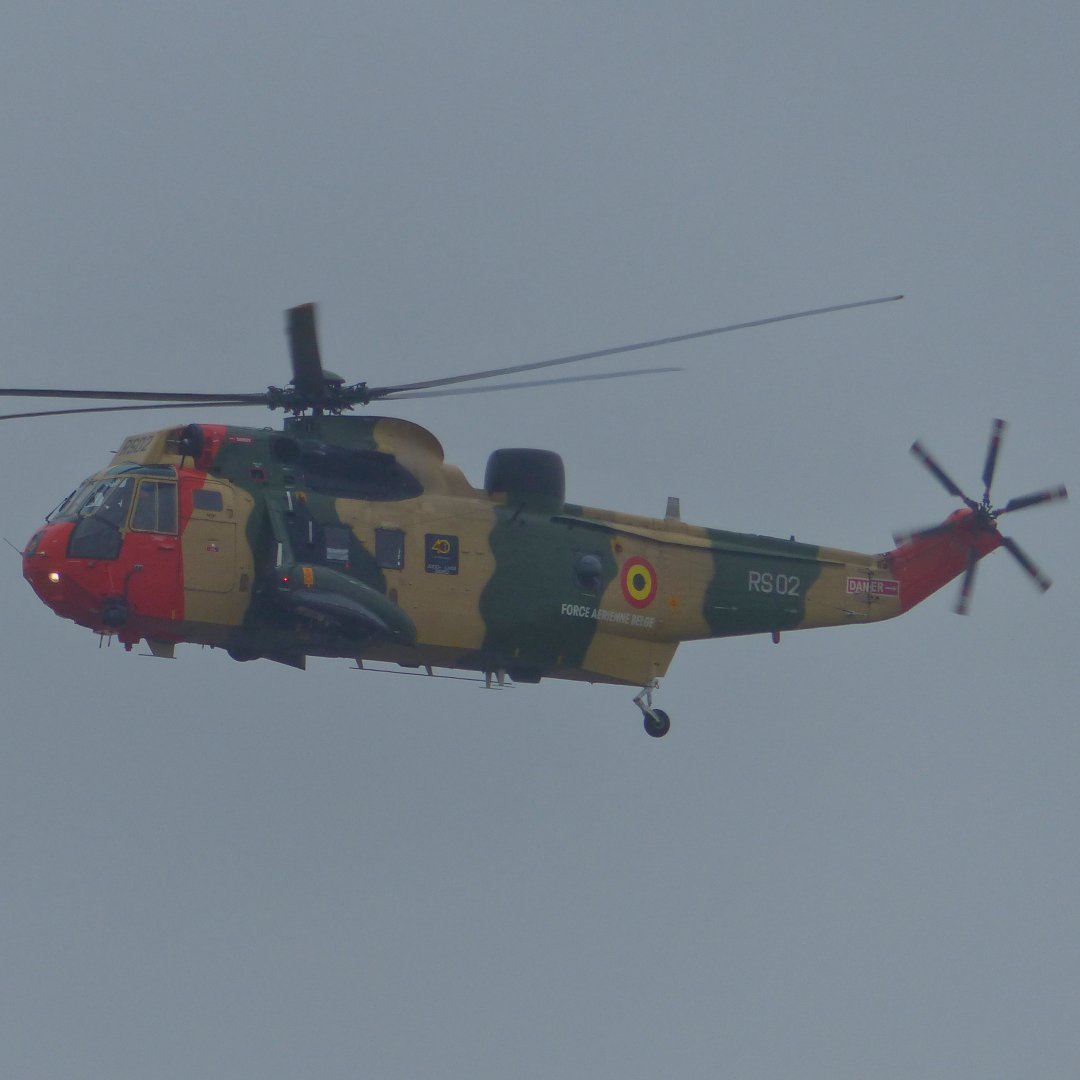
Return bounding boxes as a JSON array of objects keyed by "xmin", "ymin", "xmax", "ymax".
[
  {"xmin": 131, "ymin": 480, "xmax": 178, "ymax": 533},
  {"xmin": 47, "ymin": 480, "xmax": 96, "ymax": 522},
  {"xmin": 66, "ymin": 477, "xmax": 135, "ymax": 560},
  {"xmin": 79, "ymin": 477, "xmax": 133, "ymax": 525}
]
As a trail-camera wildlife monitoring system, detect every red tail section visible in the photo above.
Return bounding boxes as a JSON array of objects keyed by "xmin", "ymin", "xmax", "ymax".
[{"xmin": 885, "ymin": 509, "xmax": 1003, "ymax": 613}]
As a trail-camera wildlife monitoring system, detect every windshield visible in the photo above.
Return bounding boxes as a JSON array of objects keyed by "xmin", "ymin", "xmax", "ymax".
[
  {"xmin": 47, "ymin": 479, "xmax": 95, "ymax": 521},
  {"xmin": 77, "ymin": 478, "xmax": 134, "ymax": 524},
  {"xmin": 66, "ymin": 477, "xmax": 136, "ymax": 559}
]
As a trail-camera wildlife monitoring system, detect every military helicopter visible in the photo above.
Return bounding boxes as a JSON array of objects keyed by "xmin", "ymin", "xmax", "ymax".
[{"xmin": 4, "ymin": 298, "xmax": 1067, "ymax": 736}]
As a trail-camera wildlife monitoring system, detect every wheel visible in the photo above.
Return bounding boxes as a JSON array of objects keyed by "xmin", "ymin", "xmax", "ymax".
[
  {"xmin": 643, "ymin": 708, "xmax": 671, "ymax": 738},
  {"xmin": 100, "ymin": 598, "xmax": 129, "ymax": 628}
]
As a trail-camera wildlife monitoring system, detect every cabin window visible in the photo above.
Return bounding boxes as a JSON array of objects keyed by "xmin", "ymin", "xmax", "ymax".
[
  {"xmin": 193, "ymin": 488, "xmax": 224, "ymax": 513},
  {"xmin": 375, "ymin": 528, "xmax": 405, "ymax": 570},
  {"xmin": 131, "ymin": 480, "xmax": 178, "ymax": 533},
  {"xmin": 574, "ymin": 553, "xmax": 604, "ymax": 593}
]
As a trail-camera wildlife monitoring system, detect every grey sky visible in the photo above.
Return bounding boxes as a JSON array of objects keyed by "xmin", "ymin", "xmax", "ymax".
[{"xmin": 2, "ymin": 5, "xmax": 1078, "ymax": 1078}]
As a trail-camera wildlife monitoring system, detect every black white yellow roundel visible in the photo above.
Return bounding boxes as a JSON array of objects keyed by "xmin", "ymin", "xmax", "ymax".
[{"xmin": 621, "ymin": 556, "xmax": 658, "ymax": 608}]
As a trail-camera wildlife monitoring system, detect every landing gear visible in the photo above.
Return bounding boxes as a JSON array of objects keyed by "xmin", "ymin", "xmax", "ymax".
[
  {"xmin": 99, "ymin": 597, "xmax": 129, "ymax": 628},
  {"xmin": 633, "ymin": 680, "xmax": 671, "ymax": 738},
  {"xmin": 643, "ymin": 708, "xmax": 671, "ymax": 739}
]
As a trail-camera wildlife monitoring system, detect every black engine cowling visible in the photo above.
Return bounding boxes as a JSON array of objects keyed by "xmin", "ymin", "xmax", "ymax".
[{"xmin": 484, "ymin": 448, "xmax": 565, "ymax": 510}]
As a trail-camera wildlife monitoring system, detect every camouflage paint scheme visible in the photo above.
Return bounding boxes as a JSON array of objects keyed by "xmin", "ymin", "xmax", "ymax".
[{"xmin": 23, "ymin": 414, "xmax": 1002, "ymax": 686}]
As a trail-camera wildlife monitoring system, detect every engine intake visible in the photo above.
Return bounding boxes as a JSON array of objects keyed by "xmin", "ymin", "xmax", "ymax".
[{"xmin": 484, "ymin": 448, "xmax": 565, "ymax": 510}]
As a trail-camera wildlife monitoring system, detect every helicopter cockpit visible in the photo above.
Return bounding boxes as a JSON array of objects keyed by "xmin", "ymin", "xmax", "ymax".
[{"xmin": 46, "ymin": 466, "xmax": 178, "ymax": 561}]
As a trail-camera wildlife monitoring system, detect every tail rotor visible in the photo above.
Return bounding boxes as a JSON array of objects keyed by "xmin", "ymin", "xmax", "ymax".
[{"xmin": 900, "ymin": 419, "xmax": 1067, "ymax": 613}]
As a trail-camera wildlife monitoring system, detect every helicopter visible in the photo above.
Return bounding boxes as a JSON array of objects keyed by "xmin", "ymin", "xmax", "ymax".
[{"xmin": 4, "ymin": 297, "xmax": 1067, "ymax": 737}]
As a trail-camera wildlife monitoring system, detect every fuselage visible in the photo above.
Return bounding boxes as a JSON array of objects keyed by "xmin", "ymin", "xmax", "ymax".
[{"xmin": 23, "ymin": 415, "xmax": 1000, "ymax": 686}]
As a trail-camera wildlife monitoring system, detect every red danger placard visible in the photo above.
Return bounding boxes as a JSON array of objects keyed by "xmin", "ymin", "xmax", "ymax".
[{"xmin": 846, "ymin": 577, "xmax": 899, "ymax": 597}]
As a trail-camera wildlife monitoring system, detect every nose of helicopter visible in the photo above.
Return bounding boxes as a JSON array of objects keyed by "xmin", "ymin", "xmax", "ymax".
[{"xmin": 22, "ymin": 522, "xmax": 97, "ymax": 624}]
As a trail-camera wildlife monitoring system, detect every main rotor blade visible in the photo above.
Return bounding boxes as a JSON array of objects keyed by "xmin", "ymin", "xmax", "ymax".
[
  {"xmin": 910, "ymin": 440, "xmax": 976, "ymax": 507},
  {"xmin": 285, "ymin": 303, "xmax": 328, "ymax": 396},
  {"xmin": 0, "ymin": 399, "xmax": 258, "ymax": 422},
  {"xmin": 997, "ymin": 484, "xmax": 1068, "ymax": 515},
  {"xmin": 981, "ymin": 417, "xmax": 1006, "ymax": 501},
  {"xmin": 955, "ymin": 546, "xmax": 979, "ymax": 615},
  {"xmin": 0, "ymin": 387, "xmax": 261, "ymax": 402},
  {"xmin": 387, "ymin": 365, "xmax": 681, "ymax": 400},
  {"xmin": 368, "ymin": 294, "xmax": 903, "ymax": 399},
  {"xmin": 1000, "ymin": 536, "xmax": 1052, "ymax": 592}
]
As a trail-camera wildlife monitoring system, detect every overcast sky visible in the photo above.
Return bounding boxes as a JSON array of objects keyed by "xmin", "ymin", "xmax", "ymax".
[{"xmin": 2, "ymin": 5, "xmax": 1078, "ymax": 1078}]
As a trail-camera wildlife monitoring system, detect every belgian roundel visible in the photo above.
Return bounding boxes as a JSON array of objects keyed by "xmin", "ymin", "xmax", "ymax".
[{"xmin": 621, "ymin": 556, "xmax": 658, "ymax": 609}]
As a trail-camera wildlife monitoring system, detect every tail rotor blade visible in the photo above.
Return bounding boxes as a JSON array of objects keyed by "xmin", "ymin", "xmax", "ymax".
[
  {"xmin": 910, "ymin": 440, "xmax": 976, "ymax": 507},
  {"xmin": 892, "ymin": 521, "xmax": 957, "ymax": 546},
  {"xmin": 955, "ymin": 546, "xmax": 979, "ymax": 615},
  {"xmin": 981, "ymin": 418, "xmax": 1007, "ymax": 501},
  {"xmin": 902, "ymin": 422, "xmax": 1063, "ymax": 611},
  {"xmin": 997, "ymin": 484, "xmax": 1068, "ymax": 515},
  {"xmin": 1001, "ymin": 536, "xmax": 1052, "ymax": 592},
  {"xmin": 286, "ymin": 303, "xmax": 326, "ymax": 397}
]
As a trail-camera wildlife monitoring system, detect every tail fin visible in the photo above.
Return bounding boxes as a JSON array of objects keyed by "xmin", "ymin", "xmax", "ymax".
[{"xmin": 886, "ymin": 509, "xmax": 1002, "ymax": 614}]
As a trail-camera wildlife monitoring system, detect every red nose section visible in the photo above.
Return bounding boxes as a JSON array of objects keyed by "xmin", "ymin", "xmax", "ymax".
[
  {"xmin": 24, "ymin": 507, "xmax": 188, "ymax": 647},
  {"xmin": 22, "ymin": 522, "xmax": 102, "ymax": 626}
]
